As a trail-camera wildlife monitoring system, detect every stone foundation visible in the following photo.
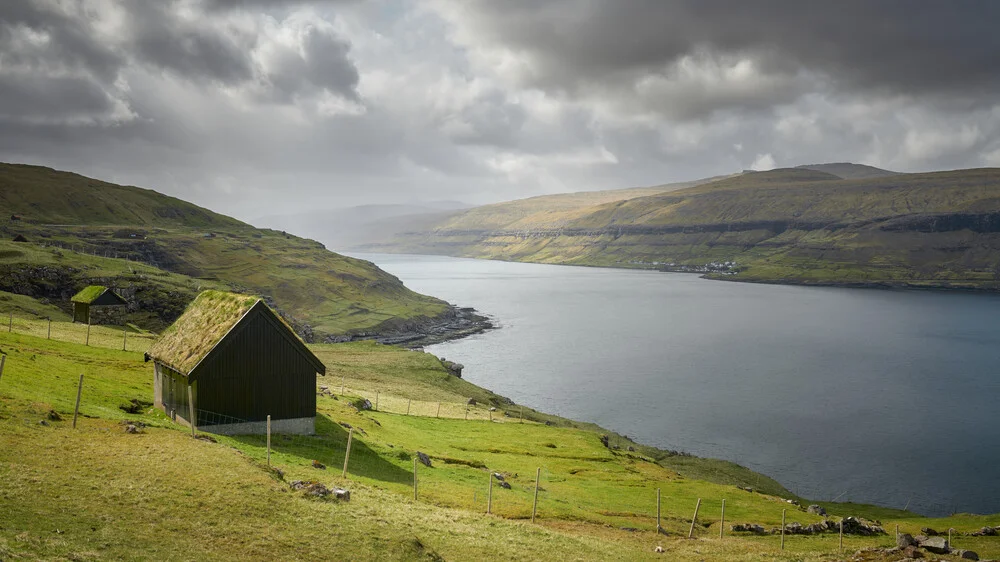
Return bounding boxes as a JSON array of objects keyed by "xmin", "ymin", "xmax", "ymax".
[{"xmin": 197, "ymin": 416, "xmax": 315, "ymax": 436}]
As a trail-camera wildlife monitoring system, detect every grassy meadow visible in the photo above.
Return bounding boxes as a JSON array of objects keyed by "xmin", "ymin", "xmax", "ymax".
[{"xmin": 1, "ymin": 330, "xmax": 997, "ymax": 561}]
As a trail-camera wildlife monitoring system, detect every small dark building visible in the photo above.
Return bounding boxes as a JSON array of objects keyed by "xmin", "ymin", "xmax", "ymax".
[
  {"xmin": 71, "ymin": 285, "xmax": 127, "ymax": 325},
  {"xmin": 147, "ymin": 290, "xmax": 325, "ymax": 435},
  {"xmin": 12, "ymin": 234, "xmax": 27, "ymax": 242}
]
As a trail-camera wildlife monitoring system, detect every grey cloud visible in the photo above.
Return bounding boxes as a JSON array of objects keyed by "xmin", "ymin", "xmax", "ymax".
[
  {"xmin": 0, "ymin": 74, "xmax": 118, "ymax": 122},
  {"xmin": 261, "ymin": 23, "xmax": 359, "ymax": 102},
  {"xmin": 124, "ymin": 3, "xmax": 257, "ymax": 85},
  {"xmin": 441, "ymin": 1, "xmax": 1000, "ymax": 116},
  {"xmin": 0, "ymin": 2, "xmax": 123, "ymax": 82}
]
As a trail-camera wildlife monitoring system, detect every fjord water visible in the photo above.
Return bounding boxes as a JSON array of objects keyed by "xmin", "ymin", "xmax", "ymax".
[{"xmin": 357, "ymin": 253, "xmax": 1000, "ymax": 516}]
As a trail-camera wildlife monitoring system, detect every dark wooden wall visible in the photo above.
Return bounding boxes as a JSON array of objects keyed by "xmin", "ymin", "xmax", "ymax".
[{"xmin": 193, "ymin": 308, "xmax": 319, "ymax": 422}]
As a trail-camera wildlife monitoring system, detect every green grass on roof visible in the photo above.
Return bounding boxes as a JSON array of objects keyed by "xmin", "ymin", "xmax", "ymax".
[
  {"xmin": 147, "ymin": 290, "xmax": 260, "ymax": 374},
  {"xmin": 70, "ymin": 285, "xmax": 108, "ymax": 304}
]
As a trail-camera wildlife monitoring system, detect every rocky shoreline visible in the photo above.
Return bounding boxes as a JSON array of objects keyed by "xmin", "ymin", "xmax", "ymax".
[{"xmin": 323, "ymin": 305, "xmax": 494, "ymax": 348}]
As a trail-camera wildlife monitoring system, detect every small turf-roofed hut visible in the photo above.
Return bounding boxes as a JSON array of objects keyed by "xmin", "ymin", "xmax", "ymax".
[
  {"xmin": 147, "ymin": 290, "xmax": 325, "ymax": 435},
  {"xmin": 71, "ymin": 285, "xmax": 127, "ymax": 325}
]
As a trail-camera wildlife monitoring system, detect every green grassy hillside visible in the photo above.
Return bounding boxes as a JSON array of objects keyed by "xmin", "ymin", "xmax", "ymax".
[
  {"xmin": 0, "ymin": 163, "xmax": 244, "ymax": 228},
  {"xmin": 2, "ymin": 331, "xmax": 996, "ymax": 561},
  {"xmin": 0, "ymin": 164, "xmax": 449, "ymax": 337},
  {"xmin": 361, "ymin": 167, "xmax": 1000, "ymax": 290}
]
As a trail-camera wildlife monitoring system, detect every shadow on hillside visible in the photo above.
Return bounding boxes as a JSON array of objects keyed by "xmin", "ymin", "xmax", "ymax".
[{"xmin": 229, "ymin": 413, "xmax": 412, "ymax": 485}]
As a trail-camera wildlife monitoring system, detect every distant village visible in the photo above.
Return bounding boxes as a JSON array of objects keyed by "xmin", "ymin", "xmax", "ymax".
[{"xmin": 625, "ymin": 259, "xmax": 741, "ymax": 275}]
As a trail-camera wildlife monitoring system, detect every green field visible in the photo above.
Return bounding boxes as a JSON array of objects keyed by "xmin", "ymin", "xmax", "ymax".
[{"xmin": 1, "ymin": 331, "xmax": 996, "ymax": 561}]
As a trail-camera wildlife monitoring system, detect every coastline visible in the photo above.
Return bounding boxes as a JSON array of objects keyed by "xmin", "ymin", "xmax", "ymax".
[{"xmin": 323, "ymin": 303, "xmax": 495, "ymax": 348}]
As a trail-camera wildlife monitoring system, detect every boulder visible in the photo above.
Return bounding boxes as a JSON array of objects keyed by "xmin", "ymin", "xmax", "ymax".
[
  {"xmin": 467, "ymin": 398, "xmax": 477, "ymax": 406},
  {"xmin": 921, "ymin": 527, "xmax": 941, "ymax": 536},
  {"xmin": 38, "ymin": 419, "xmax": 49, "ymax": 426},
  {"xmin": 290, "ymin": 481, "xmax": 331, "ymax": 497},
  {"xmin": 416, "ymin": 451, "xmax": 432, "ymax": 467},
  {"xmin": 897, "ymin": 533, "xmax": 917, "ymax": 548},
  {"xmin": 916, "ymin": 535, "xmax": 949, "ymax": 554},
  {"xmin": 899, "ymin": 545, "xmax": 923, "ymax": 559},
  {"xmin": 952, "ymin": 549, "xmax": 979, "ymax": 561},
  {"xmin": 124, "ymin": 424, "xmax": 139, "ymax": 434},
  {"xmin": 311, "ymin": 460, "xmax": 326, "ymax": 470},
  {"xmin": 599, "ymin": 435, "xmax": 610, "ymax": 448},
  {"xmin": 492, "ymin": 472, "xmax": 505, "ymax": 481},
  {"xmin": 730, "ymin": 523, "xmax": 766, "ymax": 534},
  {"xmin": 498, "ymin": 481, "xmax": 511, "ymax": 490},
  {"xmin": 806, "ymin": 505, "xmax": 826, "ymax": 516},
  {"xmin": 46, "ymin": 410, "xmax": 62, "ymax": 421},
  {"xmin": 333, "ymin": 488, "xmax": 351, "ymax": 502}
]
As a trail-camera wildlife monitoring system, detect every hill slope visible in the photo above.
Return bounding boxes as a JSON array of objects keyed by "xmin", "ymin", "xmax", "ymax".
[
  {"xmin": 0, "ymin": 163, "xmax": 451, "ymax": 337},
  {"xmin": 4, "ymin": 330, "xmax": 997, "ymax": 561},
  {"xmin": 0, "ymin": 163, "xmax": 245, "ymax": 228},
  {"xmin": 795, "ymin": 162, "xmax": 900, "ymax": 180},
  {"xmin": 359, "ymin": 167, "xmax": 1000, "ymax": 290}
]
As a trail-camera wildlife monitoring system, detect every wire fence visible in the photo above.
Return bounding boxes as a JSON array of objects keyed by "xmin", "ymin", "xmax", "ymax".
[
  {"xmin": 325, "ymin": 379, "xmax": 525, "ymax": 423},
  {"xmin": 0, "ymin": 311, "xmax": 154, "ymax": 353}
]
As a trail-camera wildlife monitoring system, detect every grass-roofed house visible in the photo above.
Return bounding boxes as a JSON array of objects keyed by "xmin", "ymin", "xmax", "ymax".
[
  {"xmin": 147, "ymin": 290, "xmax": 326, "ymax": 435},
  {"xmin": 71, "ymin": 285, "xmax": 127, "ymax": 325}
]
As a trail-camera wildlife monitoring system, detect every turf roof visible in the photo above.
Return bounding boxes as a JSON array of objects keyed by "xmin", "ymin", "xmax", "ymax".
[
  {"xmin": 71, "ymin": 285, "xmax": 109, "ymax": 304},
  {"xmin": 148, "ymin": 290, "xmax": 260, "ymax": 375}
]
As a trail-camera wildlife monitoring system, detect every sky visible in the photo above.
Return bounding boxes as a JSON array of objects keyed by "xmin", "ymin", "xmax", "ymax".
[{"xmin": 2, "ymin": 0, "xmax": 1000, "ymax": 221}]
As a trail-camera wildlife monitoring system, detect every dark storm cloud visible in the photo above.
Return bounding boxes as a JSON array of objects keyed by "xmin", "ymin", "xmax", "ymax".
[
  {"xmin": 0, "ymin": 2, "xmax": 122, "ymax": 81},
  {"xmin": 124, "ymin": 3, "xmax": 256, "ymax": 85},
  {"xmin": 260, "ymin": 23, "xmax": 360, "ymax": 102},
  {"xmin": 446, "ymin": 0, "xmax": 1000, "ymax": 112}
]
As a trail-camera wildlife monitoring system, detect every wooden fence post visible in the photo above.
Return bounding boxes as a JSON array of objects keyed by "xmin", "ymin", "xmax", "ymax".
[
  {"xmin": 839, "ymin": 518, "xmax": 843, "ymax": 553},
  {"xmin": 531, "ymin": 467, "xmax": 541, "ymax": 523},
  {"xmin": 656, "ymin": 488, "xmax": 662, "ymax": 534},
  {"xmin": 413, "ymin": 458, "xmax": 418, "ymax": 501},
  {"xmin": 122, "ymin": 326, "xmax": 128, "ymax": 351},
  {"xmin": 489, "ymin": 409, "xmax": 493, "ymax": 422},
  {"xmin": 487, "ymin": 472, "xmax": 493, "ymax": 514},
  {"xmin": 266, "ymin": 415, "xmax": 271, "ymax": 466},
  {"xmin": 688, "ymin": 498, "xmax": 702, "ymax": 539},
  {"xmin": 720, "ymin": 499, "xmax": 725, "ymax": 538},
  {"xmin": 436, "ymin": 402, "xmax": 441, "ymax": 418},
  {"xmin": 780, "ymin": 509, "xmax": 786, "ymax": 550},
  {"xmin": 0, "ymin": 354, "xmax": 6, "ymax": 388},
  {"xmin": 72, "ymin": 374, "xmax": 84, "ymax": 429},
  {"xmin": 465, "ymin": 407, "xmax": 469, "ymax": 420},
  {"xmin": 342, "ymin": 428, "xmax": 353, "ymax": 478},
  {"xmin": 85, "ymin": 322, "xmax": 91, "ymax": 346},
  {"xmin": 188, "ymin": 385, "xmax": 196, "ymax": 437}
]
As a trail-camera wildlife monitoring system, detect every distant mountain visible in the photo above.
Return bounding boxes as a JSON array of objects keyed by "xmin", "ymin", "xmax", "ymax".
[
  {"xmin": 0, "ymin": 163, "xmax": 449, "ymax": 337},
  {"xmin": 349, "ymin": 176, "xmax": 731, "ymax": 247},
  {"xmin": 359, "ymin": 166, "xmax": 1000, "ymax": 291},
  {"xmin": 255, "ymin": 202, "xmax": 470, "ymax": 251},
  {"xmin": 796, "ymin": 162, "xmax": 900, "ymax": 180}
]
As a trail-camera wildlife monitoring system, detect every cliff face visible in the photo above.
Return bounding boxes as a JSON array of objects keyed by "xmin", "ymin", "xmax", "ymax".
[{"xmin": 357, "ymin": 167, "xmax": 1000, "ymax": 290}]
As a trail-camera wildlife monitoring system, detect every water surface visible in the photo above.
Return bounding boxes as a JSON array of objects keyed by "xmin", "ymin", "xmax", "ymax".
[{"xmin": 355, "ymin": 253, "xmax": 1000, "ymax": 516}]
